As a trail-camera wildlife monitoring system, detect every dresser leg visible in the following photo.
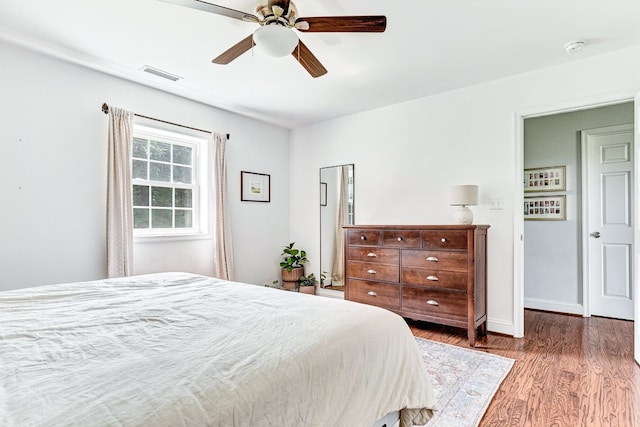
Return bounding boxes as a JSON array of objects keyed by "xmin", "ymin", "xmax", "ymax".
[
  {"xmin": 478, "ymin": 322, "xmax": 487, "ymax": 337},
  {"xmin": 468, "ymin": 329, "xmax": 477, "ymax": 347}
]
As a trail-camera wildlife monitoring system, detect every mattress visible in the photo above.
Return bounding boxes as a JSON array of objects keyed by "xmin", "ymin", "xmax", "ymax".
[{"xmin": 0, "ymin": 272, "xmax": 436, "ymax": 426}]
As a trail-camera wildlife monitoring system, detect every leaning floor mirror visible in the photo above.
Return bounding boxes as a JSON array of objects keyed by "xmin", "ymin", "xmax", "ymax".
[{"xmin": 319, "ymin": 164, "xmax": 354, "ymax": 290}]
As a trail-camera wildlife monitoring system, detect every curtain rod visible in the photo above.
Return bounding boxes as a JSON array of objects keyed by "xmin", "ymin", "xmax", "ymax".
[{"xmin": 101, "ymin": 103, "xmax": 229, "ymax": 140}]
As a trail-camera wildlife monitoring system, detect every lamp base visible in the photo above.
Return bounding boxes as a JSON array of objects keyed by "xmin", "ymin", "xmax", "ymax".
[{"xmin": 454, "ymin": 206, "xmax": 474, "ymax": 224}]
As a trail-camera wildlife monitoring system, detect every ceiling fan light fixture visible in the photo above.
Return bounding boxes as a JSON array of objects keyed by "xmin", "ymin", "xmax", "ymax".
[{"xmin": 253, "ymin": 25, "xmax": 298, "ymax": 57}]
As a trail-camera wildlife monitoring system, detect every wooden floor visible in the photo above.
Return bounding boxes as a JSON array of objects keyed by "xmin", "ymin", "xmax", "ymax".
[{"xmin": 408, "ymin": 309, "xmax": 640, "ymax": 427}]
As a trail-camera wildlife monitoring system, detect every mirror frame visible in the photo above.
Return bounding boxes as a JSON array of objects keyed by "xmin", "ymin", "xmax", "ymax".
[{"xmin": 319, "ymin": 164, "xmax": 355, "ymax": 289}]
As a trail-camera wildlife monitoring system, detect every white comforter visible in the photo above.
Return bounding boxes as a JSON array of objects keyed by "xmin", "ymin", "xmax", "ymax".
[{"xmin": 0, "ymin": 273, "xmax": 436, "ymax": 426}]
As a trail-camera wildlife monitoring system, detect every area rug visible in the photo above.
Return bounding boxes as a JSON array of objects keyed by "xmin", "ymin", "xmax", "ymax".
[{"xmin": 415, "ymin": 337, "xmax": 514, "ymax": 427}]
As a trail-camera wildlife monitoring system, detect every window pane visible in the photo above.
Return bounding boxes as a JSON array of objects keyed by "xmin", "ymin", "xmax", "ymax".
[
  {"xmin": 133, "ymin": 185, "xmax": 150, "ymax": 207},
  {"xmin": 152, "ymin": 209, "xmax": 172, "ymax": 228},
  {"xmin": 133, "ymin": 138, "xmax": 148, "ymax": 159},
  {"xmin": 150, "ymin": 140, "xmax": 171, "ymax": 162},
  {"xmin": 150, "ymin": 162, "xmax": 171, "ymax": 182},
  {"xmin": 132, "ymin": 126, "xmax": 201, "ymax": 236},
  {"xmin": 134, "ymin": 208, "xmax": 149, "ymax": 229},
  {"xmin": 175, "ymin": 210, "xmax": 192, "ymax": 228},
  {"xmin": 132, "ymin": 160, "xmax": 148, "ymax": 180},
  {"xmin": 175, "ymin": 188, "xmax": 192, "ymax": 208},
  {"xmin": 173, "ymin": 145, "xmax": 192, "ymax": 166},
  {"xmin": 151, "ymin": 186, "xmax": 172, "ymax": 207},
  {"xmin": 173, "ymin": 165, "xmax": 192, "ymax": 184}
]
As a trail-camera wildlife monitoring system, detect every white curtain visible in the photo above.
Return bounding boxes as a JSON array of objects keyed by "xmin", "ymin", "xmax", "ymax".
[
  {"xmin": 106, "ymin": 107, "xmax": 134, "ymax": 278},
  {"xmin": 210, "ymin": 133, "xmax": 235, "ymax": 280},
  {"xmin": 331, "ymin": 166, "xmax": 349, "ymax": 286}
]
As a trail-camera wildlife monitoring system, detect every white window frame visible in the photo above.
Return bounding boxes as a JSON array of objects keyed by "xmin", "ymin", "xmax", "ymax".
[{"xmin": 132, "ymin": 124, "xmax": 210, "ymax": 240}]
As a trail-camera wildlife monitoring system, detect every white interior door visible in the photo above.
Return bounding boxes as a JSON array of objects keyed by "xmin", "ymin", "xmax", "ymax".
[{"xmin": 584, "ymin": 124, "xmax": 634, "ymax": 320}]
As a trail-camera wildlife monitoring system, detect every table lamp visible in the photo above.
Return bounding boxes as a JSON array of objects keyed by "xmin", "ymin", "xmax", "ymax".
[{"xmin": 450, "ymin": 185, "xmax": 478, "ymax": 224}]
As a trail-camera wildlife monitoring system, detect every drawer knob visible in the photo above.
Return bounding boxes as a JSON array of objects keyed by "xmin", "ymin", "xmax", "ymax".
[
  {"xmin": 426, "ymin": 300, "xmax": 440, "ymax": 306},
  {"xmin": 426, "ymin": 256, "xmax": 439, "ymax": 262},
  {"xmin": 397, "ymin": 236, "xmax": 403, "ymax": 241},
  {"xmin": 367, "ymin": 291, "xmax": 378, "ymax": 297},
  {"xmin": 441, "ymin": 237, "xmax": 447, "ymax": 243},
  {"xmin": 426, "ymin": 275, "xmax": 439, "ymax": 281},
  {"xmin": 360, "ymin": 235, "xmax": 367, "ymax": 240},
  {"xmin": 367, "ymin": 269, "xmax": 377, "ymax": 275},
  {"xmin": 367, "ymin": 252, "xmax": 377, "ymax": 258}
]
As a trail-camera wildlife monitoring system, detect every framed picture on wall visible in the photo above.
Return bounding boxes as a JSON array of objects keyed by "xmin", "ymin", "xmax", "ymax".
[
  {"xmin": 524, "ymin": 165, "xmax": 566, "ymax": 192},
  {"xmin": 241, "ymin": 171, "xmax": 270, "ymax": 202},
  {"xmin": 524, "ymin": 195, "xmax": 566, "ymax": 220},
  {"xmin": 320, "ymin": 182, "xmax": 327, "ymax": 206}
]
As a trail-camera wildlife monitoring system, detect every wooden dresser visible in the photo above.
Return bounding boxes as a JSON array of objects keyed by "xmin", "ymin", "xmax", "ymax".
[{"xmin": 344, "ymin": 225, "xmax": 489, "ymax": 346}]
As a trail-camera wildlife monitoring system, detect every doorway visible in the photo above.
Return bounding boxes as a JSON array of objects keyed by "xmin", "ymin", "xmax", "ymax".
[{"xmin": 522, "ymin": 103, "xmax": 634, "ymax": 319}]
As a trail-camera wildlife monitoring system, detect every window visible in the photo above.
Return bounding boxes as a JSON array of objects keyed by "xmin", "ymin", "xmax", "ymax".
[{"xmin": 131, "ymin": 125, "xmax": 208, "ymax": 237}]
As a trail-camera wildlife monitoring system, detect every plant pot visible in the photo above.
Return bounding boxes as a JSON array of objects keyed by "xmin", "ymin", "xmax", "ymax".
[
  {"xmin": 282, "ymin": 280, "xmax": 298, "ymax": 290},
  {"xmin": 281, "ymin": 266, "xmax": 304, "ymax": 283},
  {"xmin": 299, "ymin": 285, "xmax": 316, "ymax": 295}
]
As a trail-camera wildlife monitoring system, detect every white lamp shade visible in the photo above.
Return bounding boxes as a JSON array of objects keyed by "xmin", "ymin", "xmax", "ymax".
[
  {"xmin": 253, "ymin": 25, "xmax": 299, "ymax": 57},
  {"xmin": 449, "ymin": 185, "xmax": 478, "ymax": 206}
]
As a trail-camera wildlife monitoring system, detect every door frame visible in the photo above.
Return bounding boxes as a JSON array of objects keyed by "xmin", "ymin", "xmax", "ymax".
[
  {"xmin": 580, "ymin": 124, "xmax": 635, "ymax": 318},
  {"xmin": 513, "ymin": 90, "xmax": 638, "ymax": 339},
  {"xmin": 635, "ymin": 92, "xmax": 640, "ymax": 365}
]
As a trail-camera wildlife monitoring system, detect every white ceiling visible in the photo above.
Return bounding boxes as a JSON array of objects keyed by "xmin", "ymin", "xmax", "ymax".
[{"xmin": 2, "ymin": 0, "xmax": 640, "ymax": 128}]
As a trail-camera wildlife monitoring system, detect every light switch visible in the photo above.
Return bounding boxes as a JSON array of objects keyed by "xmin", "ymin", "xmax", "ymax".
[{"xmin": 488, "ymin": 197, "xmax": 503, "ymax": 210}]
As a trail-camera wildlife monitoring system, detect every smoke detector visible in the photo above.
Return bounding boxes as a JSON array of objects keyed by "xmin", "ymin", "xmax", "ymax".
[{"xmin": 564, "ymin": 40, "xmax": 585, "ymax": 53}]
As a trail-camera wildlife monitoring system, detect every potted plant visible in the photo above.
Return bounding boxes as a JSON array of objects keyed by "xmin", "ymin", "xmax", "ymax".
[
  {"xmin": 280, "ymin": 242, "xmax": 308, "ymax": 290},
  {"xmin": 320, "ymin": 271, "xmax": 328, "ymax": 287},
  {"xmin": 298, "ymin": 273, "xmax": 317, "ymax": 295}
]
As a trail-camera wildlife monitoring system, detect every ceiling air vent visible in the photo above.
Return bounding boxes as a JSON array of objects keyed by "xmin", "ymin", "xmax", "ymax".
[{"xmin": 141, "ymin": 66, "xmax": 182, "ymax": 82}]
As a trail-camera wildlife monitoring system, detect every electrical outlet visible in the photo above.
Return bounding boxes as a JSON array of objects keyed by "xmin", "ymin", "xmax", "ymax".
[{"xmin": 488, "ymin": 197, "xmax": 503, "ymax": 210}]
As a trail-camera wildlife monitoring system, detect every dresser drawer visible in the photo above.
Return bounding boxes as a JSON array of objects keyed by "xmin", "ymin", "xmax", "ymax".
[
  {"xmin": 348, "ymin": 247, "xmax": 399, "ymax": 264},
  {"xmin": 422, "ymin": 230, "xmax": 468, "ymax": 250},
  {"xmin": 382, "ymin": 230, "xmax": 421, "ymax": 248},
  {"xmin": 402, "ymin": 250, "xmax": 468, "ymax": 271},
  {"xmin": 346, "ymin": 261, "xmax": 399, "ymax": 282},
  {"xmin": 401, "ymin": 268, "xmax": 468, "ymax": 290},
  {"xmin": 401, "ymin": 286, "xmax": 467, "ymax": 318},
  {"xmin": 347, "ymin": 279, "xmax": 400, "ymax": 311},
  {"xmin": 348, "ymin": 229, "xmax": 381, "ymax": 246}
]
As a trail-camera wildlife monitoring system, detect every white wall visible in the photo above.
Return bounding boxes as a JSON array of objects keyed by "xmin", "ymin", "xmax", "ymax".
[
  {"xmin": 523, "ymin": 103, "xmax": 634, "ymax": 314},
  {"xmin": 0, "ymin": 39, "xmax": 290, "ymax": 291},
  {"xmin": 289, "ymin": 45, "xmax": 640, "ymax": 336}
]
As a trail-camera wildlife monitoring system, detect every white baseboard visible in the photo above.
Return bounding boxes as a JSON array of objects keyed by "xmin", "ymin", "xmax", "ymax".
[
  {"xmin": 487, "ymin": 318, "xmax": 514, "ymax": 336},
  {"xmin": 316, "ymin": 288, "xmax": 345, "ymax": 299},
  {"xmin": 524, "ymin": 297, "xmax": 584, "ymax": 316}
]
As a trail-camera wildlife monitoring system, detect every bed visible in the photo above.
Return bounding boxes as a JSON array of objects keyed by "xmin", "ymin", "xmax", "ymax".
[{"xmin": 0, "ymin": 272, "xmax": 436, "ymax": 426}]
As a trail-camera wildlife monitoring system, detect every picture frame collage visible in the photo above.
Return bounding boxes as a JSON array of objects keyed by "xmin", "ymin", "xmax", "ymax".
[{"xmin": 524, "ymin": 166, "xmax": 566, "ymax": 220}]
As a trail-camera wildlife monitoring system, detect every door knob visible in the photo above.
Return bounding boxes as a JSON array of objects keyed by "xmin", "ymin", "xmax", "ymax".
[{"xmin": 590, "ymin": 231, "xmax": 601, "ymax": 238}]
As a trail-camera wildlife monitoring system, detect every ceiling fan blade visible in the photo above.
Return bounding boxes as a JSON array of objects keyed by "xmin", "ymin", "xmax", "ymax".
[
  {"xmin": 212, "ymin": 34, "xmax": 254, "ymax": 64},
  {"xmin": 291, "ymin": 40, "xmax": 327, "ymax": 78},
  {"xmin": 295, "ymin": 16, "xmax": 386, "ymax": 32},
  {"xmin": 158, "ymin": 0, "xmax": 257, "ymax": 23}
]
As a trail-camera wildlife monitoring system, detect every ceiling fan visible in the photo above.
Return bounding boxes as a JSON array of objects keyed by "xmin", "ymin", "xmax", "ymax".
[{"xmin": 159, "ymin": 0, "xmax": 387, "ymax": 78}]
